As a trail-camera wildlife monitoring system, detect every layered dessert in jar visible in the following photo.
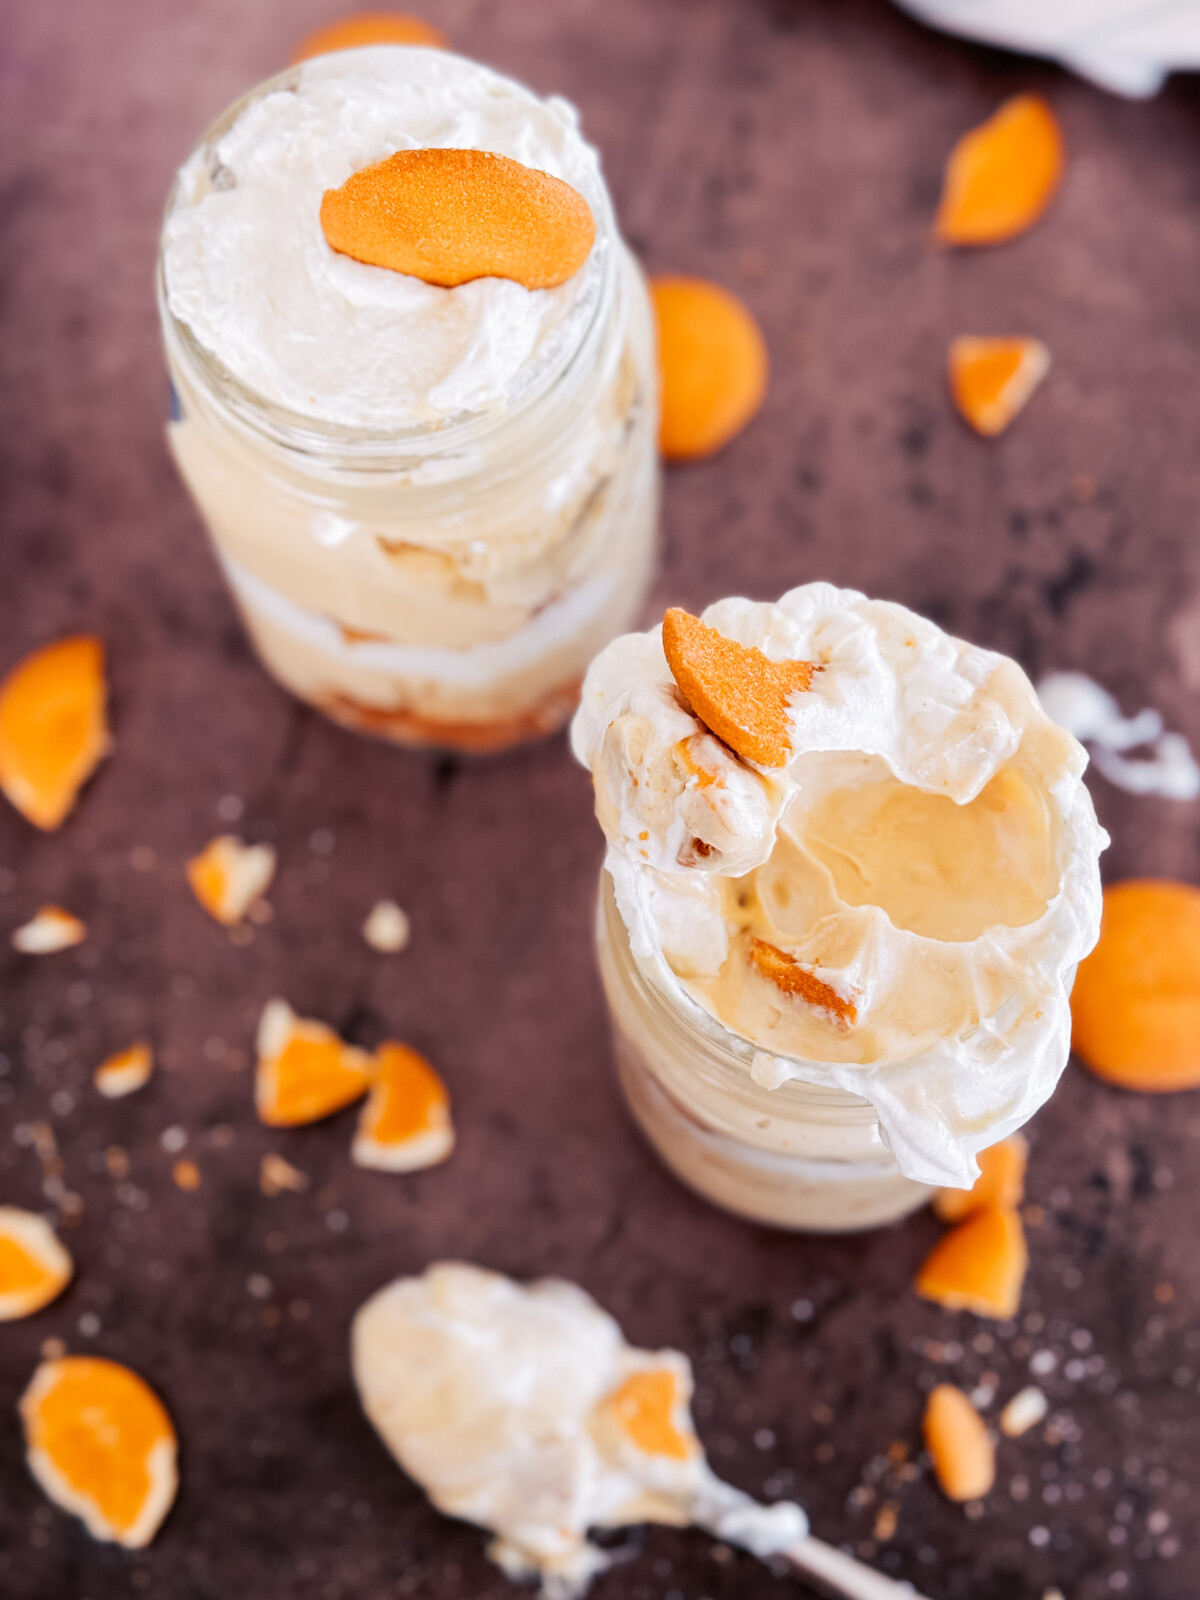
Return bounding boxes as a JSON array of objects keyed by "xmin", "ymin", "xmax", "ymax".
[
  {"xmin": 158, "ymin": 47, "xmax": 658, "ymax": 750},
  {"xmin": 572, "ymin": 583, "xmax": 1107, "ymax": 1230}
]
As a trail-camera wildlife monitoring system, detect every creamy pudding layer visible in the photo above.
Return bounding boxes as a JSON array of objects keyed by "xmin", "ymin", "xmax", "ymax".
[{"xmin": 573, "ymin": 583, "xmax": 1107, "ymax": 1186}]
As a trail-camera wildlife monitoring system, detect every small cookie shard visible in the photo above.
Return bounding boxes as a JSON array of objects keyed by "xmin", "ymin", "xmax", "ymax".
[
  {"xmin": 933, "ymin": 1134, "xmax": 1026, "ymax": 1223},
  {"xmin": 999, "ymin": 1385, "xmax": 1047, "ymax": 1438},
  {"xmin": 289, "ymin": 11, "xmax": 447, "ymax": 63},
  {"xmin": 255, "ymin": 999, "xmax": 374, "ymax": 1127},
  {"xmin": 0, "ymin": 635, "xmax": 110, "ymax": 832},
  {"xmin": 0, "ymin": 1208, "xmax": 73, "ymax": 1321},
  {"xmin": 186, "ymin": 835, "xmax": 276, "ymax": 926},
  {"xmin": 320, "ymin": 148, "xmax": 595, "ymax": 291},
  {"xmin": 362, "ymin": 898, "xmax": 410, "ymax": 953},
  {"xmin": 12, "ymin": 906, "xmax": 87, "ymax": 955},
  {"xmin": 21, "ymin": 1356, "xmax": 178, "ymax": 1547},
  {"xmin": 260, "ymin": 1152, "xmax": 309, "ymax": 1196},
  {"xmin": 661, "ymin": 608, "xmax": 814, "ymax": 769},
  {"xmin": 353, "ymin": 1042, "xmax": 454, "ymax": 1172},
  {"xmin": 935, "ymin": 95, "xmax": 1063, "ymax": 246},
  {"xmin": 915, "ymin": 1205, "xmax": 1028, "ymax": 1320},
  {"xmin": 948, "ymin": 336, "xmax": 1049, "ymax": 437},
  {"xmin": 94, "ymin": 1043, "xmax": 154, "ymax": 1100},
  {"xmin": 923, "ymin": 1384, "xmax": 994, "ymax": 1502},
  {"xmin": 747, "ymin": 938, "xmax": 857, "ymax": 1028},
  {"xmin": 600, "ymin": 1369, "xmax": 695, "ymax": 1461}
]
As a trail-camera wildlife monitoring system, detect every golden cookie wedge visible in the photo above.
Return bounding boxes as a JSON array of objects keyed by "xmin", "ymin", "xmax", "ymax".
[
  {"xmin": 353, "ymin": 1042, "xmax": 454, "ymax": 1172},
  {"xmin": 936, "ymin": 95, "xmax": 1063, "ymax": 246},
  {"xmin": 923, "ymin": 1384, "xmax": 994, "ymax": 1502},
  {"xmin": 661, "ymin": 607, "xmax": 815, "ymax": 768},
  {"xmin": 0, "ymin": 636, "xmax": 110, "ymax": 831},
  {"xmin": 255, "ymin": 999, "xmax": 374, "ymax": 1127},
  {"xmin": 320, "ymin": 148, "xmax": 595, "ymax": 290},
  {"xmin": 949, "ymin": 336, "xmax": 1049, "ymax": 437},
  {"xmin": 747, "ymin": 938, "xmax": 857, "ymax": 1028},
  {"xmin": 0, "ymin": 1208, "xmax": 73, "ymax": 1321},
  {"xmin": 21, "ymin": 1356, "xmax": 178, "ymax": 1547}
]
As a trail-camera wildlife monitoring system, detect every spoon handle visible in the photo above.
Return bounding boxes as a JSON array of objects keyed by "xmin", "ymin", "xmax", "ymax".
[{"xmin": 786, "ymin": 1535, "xmax": 935, "ymax": 1600}]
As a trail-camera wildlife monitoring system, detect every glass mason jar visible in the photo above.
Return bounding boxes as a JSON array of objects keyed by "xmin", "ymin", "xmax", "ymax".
[
  {"xmin": 596, "ymin": 873, "xmax": 933, "ymax": 1231},
  {"xmin": 156, "ymin": 68, "xmax": 659, "ymax": 752}
]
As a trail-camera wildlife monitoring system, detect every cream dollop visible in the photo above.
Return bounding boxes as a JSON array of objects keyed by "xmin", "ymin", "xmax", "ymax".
[
  {"xmin": 162, "ymin": 48, "xmax": 607, "ymax": 429},
  {"xmin": 353, "ymin": 1263, "xmax": 806, "ymax": 1597},
  {"xmin": 572, "ymin": 583, "xmax": 1108, "ymax": 1187}
]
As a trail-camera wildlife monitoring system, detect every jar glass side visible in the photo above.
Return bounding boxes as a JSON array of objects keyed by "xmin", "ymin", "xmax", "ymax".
[{"xmin": 595, "ymin": 871, "xmax": 932, "ymax": 1231}]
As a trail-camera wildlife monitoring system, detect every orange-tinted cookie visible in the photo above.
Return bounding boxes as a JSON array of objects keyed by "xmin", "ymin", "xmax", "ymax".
[
  {"xmin": 936, "ymin": 95, "xmax": 1063, "ymax": 246},
  {"xmin": 651, "ymin": 276, "xmax": 768, "ymax": 460},
  {"xmin": 255, "ymin": 1000, "xmax": 374, "ymax": 1127},
  {"xmin": 923, "ymin": 1384, "xmax": 994, "ymax": 1502},
  {"xmin": 948, "ymin": 336, "xmax": 1049, "ymax": 436},
  {"xmin": 915, "ymin": 1205, "xmax": 1027, "ymax": 1320},
  {"xmin": 321, "ymin": 148, "xmax": 595, "ymax": 290},
  {"xmin": 747, "ymin": 938, "xmax": 857, "ymax": 1028},
  {"xmin": 186, "ymin": 835, "xmax": 276, "ymax": 926},
  {"xmin": 933, "ymin": 1134, "xmax": 1027, "ymax": 1223},
  {"xmin": 662, "ymin": 607, "xmax": 814, "ymax": 768},
  {"xmin": 21, "ymin": 1357, "xmax": 178, "ymax": 1547},
  {"xmin": 1071, "ymin": 879, "xmax": 1200, "ymax": 1091},
  {"xmin": 290, "ymin": 11, "xmax": 447, "ymax": 63},
  {"xmin": 0, "ymin": 1209, "xmax": 73, "ymax": 1321},
  {"xmin": 94, "ymin": 1043, "xmax": 154, "ymax": 1100},
  {"xmin": 353, "ymin": 1041, "xmax": 454, "ymax": 1171},
  {"xmin": 0, "ymin": 636, "xmax": 110, "ymax": 831},
  {"xmin": 600, "ymin": 1369, "xmax": 694, "ymax": 1461}
]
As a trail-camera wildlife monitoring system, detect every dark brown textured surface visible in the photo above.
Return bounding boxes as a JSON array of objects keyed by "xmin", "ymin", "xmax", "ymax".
[{"xmin": 2, "ymin": 3, "xmax": 1199, "ymax": 1598}]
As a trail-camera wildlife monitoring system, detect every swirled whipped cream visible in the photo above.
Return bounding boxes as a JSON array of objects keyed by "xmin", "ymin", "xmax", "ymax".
[
  {"xmin": 572, "ymin": 583, "xmax": 1108, "ymax": 1187},
  {"xmin": 162, "ymin": 48, "xmax": 606, "ymax": 429},
  {"xmin": 353, "ymin": 1263, "xmax": 806, "ymax": 1598}
]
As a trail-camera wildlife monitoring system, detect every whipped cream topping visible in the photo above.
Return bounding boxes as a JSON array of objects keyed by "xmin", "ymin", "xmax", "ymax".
[
  {"xmin": 353, "ymin": 1263, "xmax": 806, "ymax": 1597},
  {"xmin": 1037, "ymin": 671, "xmax": 1200, "ymax": 801},
  {"xmin": 163, "ymin": 48, "xmax": 607, "ymax": 430},
  {"xmin": 572, "ymin": 584, "xmax": 1108, "ymax": 1187}
]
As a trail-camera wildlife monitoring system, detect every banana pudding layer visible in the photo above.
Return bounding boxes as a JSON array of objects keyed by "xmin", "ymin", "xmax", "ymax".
[{"xmin": 573, "ymin": 583, "xmax": 1108, "ymax": 1187}]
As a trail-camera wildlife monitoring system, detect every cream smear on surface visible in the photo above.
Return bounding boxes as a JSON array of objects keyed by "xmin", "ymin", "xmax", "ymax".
[
  {"xmin": 572, "ymin": 583, "xmax": 1109, "ymax": 1187},
  {"xmin": 353, "ymin": 1263, "xmax": 806, "ymax": 1598},
  {"xmin": 1037, "ymin": 671, "xmax": 1200, "ymax": 800},
  {"xmin": 162, "ymin": 48, "xmax": 606, "ymax": 430}
]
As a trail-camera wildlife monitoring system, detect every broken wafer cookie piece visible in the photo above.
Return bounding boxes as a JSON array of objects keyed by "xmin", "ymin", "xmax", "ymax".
[
  {"xmin": 662, "ymin": 607, "xmax": 815, "ymax": 768},
  {"xmin": 12, "ymin": 906, "xmax": 87, "ymax": 954},
  {"xmin": 935, "ymin": 95, "xmax": 1063, "ymax": 246},
  {"xmin": 949, "ymin": 336, "xmax": 1049, "ymax": 437},
  {"xmin": 255, "ymin": 999, "xmax": 374, "ymax": 1127},
  {"xmin": 353, "ymin": 1042, "xmax": 454, "ymax": 1172},
  {"xmin": 746, "ymin": 938, "xmax": 857, "ymax": 1028},
  {"xmin": 916, "ymin": 1205, "xmax": 1028, "ymax": 1319},
  {"xmin": 923, "ymin": 1383, "xmax": 994, "ymax": 1502},
  {"xmin": 320, "ymin": 148, "xmax": 595, "ymax": 290},
  {"xmin": 0, "ymin": 1208, "xmax": 73, "ymax": 1321},
  {"xmin": 21, "ymin": 1356, "xmax": 178, "ymax": 1547},
  {"xmin": 0, "ymin": 635, "xmax": 110, "ymax": 831},
  {"xmin": 94, "ymin": 1043, "xmax": 154, "ymax": 1099},
  {"xmin": 186, "ymin": 835, "xmax": 276, "ymax": 926}
]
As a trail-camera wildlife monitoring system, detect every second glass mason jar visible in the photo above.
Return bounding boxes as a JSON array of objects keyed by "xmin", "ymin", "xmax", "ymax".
[
  {"xmin": 596, "ymin": 874, "xmax": 933, "ymax": 1232},
  {"xmin": 157, "ymin": 64, "xmax": 658, "ymax": 752}
]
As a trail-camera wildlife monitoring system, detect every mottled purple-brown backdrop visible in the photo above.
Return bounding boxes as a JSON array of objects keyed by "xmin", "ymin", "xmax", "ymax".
[{"xmin": 2, "ymin": 3, "xmax": 1198, "ymax": 1598}]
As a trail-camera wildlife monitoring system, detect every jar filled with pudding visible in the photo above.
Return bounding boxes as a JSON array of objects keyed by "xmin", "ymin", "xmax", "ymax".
[
  {"xmin": 573, "ymin": 585, "xmax": 1108, "ymax": 1231},
  {"xmin": 158, "ymin": 47, "xmax": 658, "ymax": 751}
]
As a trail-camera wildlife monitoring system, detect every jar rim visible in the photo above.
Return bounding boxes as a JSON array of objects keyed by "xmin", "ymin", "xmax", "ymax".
[{"xmin": 157, "ymin": 62, "xmax": 620, "ymax": 467}]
